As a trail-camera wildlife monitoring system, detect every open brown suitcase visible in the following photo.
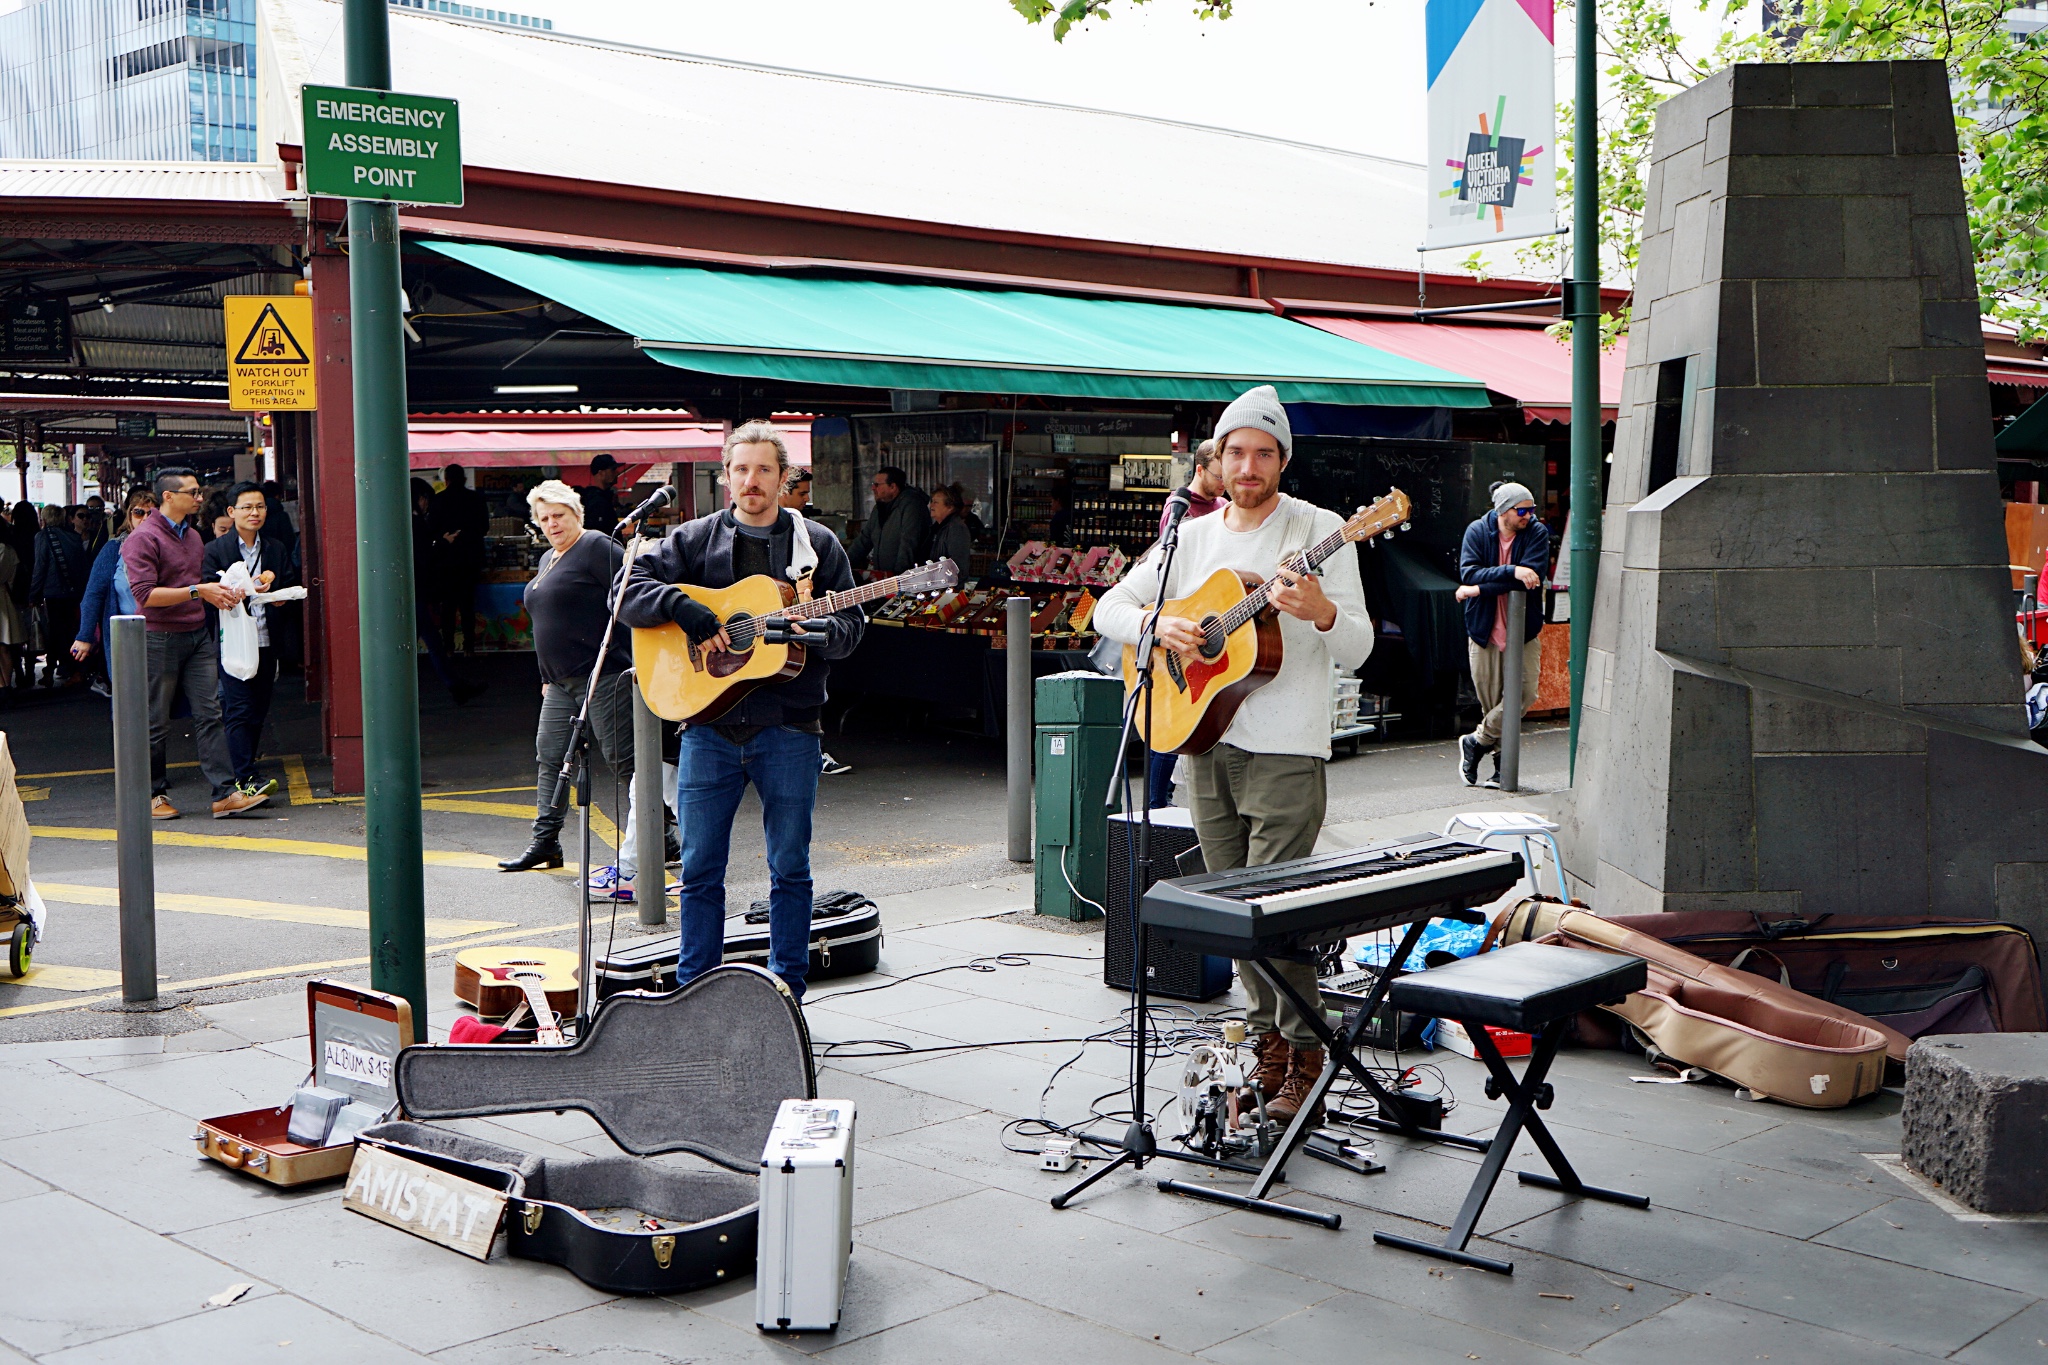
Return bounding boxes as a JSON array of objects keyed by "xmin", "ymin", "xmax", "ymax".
[{"xmin": 195, "ymin": 979, "xmax": 414, "ymax": 1186}]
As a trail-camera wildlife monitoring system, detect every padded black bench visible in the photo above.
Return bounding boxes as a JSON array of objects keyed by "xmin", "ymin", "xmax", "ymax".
[{"xmin": 1373, "ymin": 941, "xmax": 1651, "ymax": 1275}]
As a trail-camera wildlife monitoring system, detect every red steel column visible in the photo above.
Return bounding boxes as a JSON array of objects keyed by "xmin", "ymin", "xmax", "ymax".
[{"xmin": 310, "ymin": 245, "xmax": 365, "ymax": 793}]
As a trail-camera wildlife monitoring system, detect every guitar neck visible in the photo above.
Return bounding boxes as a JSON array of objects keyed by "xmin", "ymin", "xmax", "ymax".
[
  {"xmin": 784, "ymin": 575, "xmax": 904, "ymax": 620},
  {"xmin": 1217, "ymin": 524, "xmax": 1355, "ymax": 634},
  {"xmin": 517, "ymin": 980, "xmax": 564, "ymax": 1045}
]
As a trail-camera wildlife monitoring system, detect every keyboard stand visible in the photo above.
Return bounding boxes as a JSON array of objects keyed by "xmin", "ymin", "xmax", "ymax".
[{"xmin": 1157, "ymin": 914, "xmax": 1491, "ymax": 1229}]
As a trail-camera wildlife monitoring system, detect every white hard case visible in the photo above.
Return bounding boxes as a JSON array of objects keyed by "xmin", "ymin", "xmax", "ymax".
[{"xmin": 754, "ymin": 1098, "xmax": 856, "ymax": 1333}]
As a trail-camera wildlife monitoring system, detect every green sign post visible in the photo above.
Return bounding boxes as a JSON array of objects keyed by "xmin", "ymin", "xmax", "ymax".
[{"xmin": 301, "ymin": 84, "xmax": 463, "ymax": 205}]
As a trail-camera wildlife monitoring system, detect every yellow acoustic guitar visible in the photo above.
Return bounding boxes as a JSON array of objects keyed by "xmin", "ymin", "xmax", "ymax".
[
  {"xmin": 634, "ymin": 559, "xmax": 959, "ymax": 723},
  {"xmin": 1122, "ymin": 491, "xmax": 1412, "ymax": 754}
]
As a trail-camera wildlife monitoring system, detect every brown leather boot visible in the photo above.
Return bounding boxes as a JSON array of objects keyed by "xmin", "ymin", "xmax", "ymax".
[
  {"xmin": 1268, "ymin": 1044, "xmax": 1327, "ymax": 1128},
  {"xmin": 1238, "ymin": 1030, "xmax": 1289, "ymax": 1114}
]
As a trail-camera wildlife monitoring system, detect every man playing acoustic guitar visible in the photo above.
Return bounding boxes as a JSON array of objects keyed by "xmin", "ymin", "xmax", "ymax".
[
  {"xmin": 619, "ymin": 423, "xmax": 866, "ymax": 999},
  {"xmin": 1095, "ymin": 386, "xmax": 1375, "ymax": 1126}
]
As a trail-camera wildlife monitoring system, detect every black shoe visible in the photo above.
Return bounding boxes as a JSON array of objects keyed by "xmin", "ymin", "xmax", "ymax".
[
  {"xmin": 498, "ymin": 838, "xmax": 564, "ymax": 872},
  {"xmin": 1482, "ymin": 751, "xmax": 1503, "ymax": 790},
  {"xmin": 1459, "ymin": 733, "xmax": 1485, "ymax": 787}
]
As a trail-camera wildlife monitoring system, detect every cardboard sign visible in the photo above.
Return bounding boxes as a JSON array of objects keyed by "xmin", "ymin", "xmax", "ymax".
[
  {"xmin": 223, "ymin": 296, "xmax": 317, "ymax": 412},
  {"xmin": 343, "ymin": 1144, "xmax": 506, "ymax": 1261}
]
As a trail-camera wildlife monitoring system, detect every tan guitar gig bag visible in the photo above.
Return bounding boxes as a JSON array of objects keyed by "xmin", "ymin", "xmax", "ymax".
[{"xmin": 1547, "ymin": 911, "xmax": 1896, "ymax": 1108}]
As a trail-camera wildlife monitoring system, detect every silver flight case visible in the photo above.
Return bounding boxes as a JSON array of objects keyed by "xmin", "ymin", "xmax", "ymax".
[{"xmin": 755, "ymin": 1098, "xmax": 856, "ymax": 1333}]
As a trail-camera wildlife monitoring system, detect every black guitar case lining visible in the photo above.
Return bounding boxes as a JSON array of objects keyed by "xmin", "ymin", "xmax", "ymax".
[{"xmin": 361, "ymin": 964, "xmax": 814, "ymax": 1296}]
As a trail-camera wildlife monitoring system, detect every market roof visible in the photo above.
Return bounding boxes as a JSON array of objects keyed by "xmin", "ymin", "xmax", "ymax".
[
  {"xmin": 265, "ymin": 0, "xmax": 1430, "ymax": 273},
  {"xmin": 1300, "ymin": 315, "xmax": 1628, "ymax": 422},
  {"xmin": 0, "ymin": 160, "xmax": 289, "ymax": 202},
  {"xmin": 421, "ymin": 241, "xmax": 1492, "ymax": 407},
  {"xmin": 410, "ymin": 421, "xmax": 811, "ymax": 468}
]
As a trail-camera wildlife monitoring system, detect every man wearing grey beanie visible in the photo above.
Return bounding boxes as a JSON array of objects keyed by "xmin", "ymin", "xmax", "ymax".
[{"xmin": 1454, "ymin": 480, "xmax": 1549, "ymax": 787}]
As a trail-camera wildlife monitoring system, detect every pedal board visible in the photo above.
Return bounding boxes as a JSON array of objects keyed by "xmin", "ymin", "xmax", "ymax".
[{"xmin": 1304, "ymin": 1129, "xmax": 1383, "ymax": 1177}]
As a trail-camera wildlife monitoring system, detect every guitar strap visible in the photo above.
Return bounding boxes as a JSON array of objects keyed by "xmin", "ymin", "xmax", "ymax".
[{"xmin": 783, "ymin": 506, "xmax": 820, "ymax": 600}]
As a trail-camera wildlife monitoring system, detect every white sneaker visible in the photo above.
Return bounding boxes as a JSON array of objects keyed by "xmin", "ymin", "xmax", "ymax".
[{"xmin": 820, "ymin": 752, "xmax": 852, "ymax": 776}]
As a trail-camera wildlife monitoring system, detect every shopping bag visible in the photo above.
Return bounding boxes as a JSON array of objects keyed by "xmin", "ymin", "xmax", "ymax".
[{"xmin": 217, "ymin": 561, "xmax": 261, "ymax": 681}]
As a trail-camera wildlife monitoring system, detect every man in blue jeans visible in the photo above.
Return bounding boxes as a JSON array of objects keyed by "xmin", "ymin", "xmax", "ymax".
[{"xmin": 619, "ymin": 423, "xmax": 865, "ymax": 998}]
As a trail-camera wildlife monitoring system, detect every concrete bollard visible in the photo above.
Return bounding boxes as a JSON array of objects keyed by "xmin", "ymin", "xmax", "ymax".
[
  {"xmin": 108, "ymin": 615, "xmax": 156, "ymax": 1004},
  {"xmin": 1006, "ymin": 597, "xmax": 1032, "ymax": 863},
  {"xmin": 1499, "ymin": 589, "xmax": 1525, "ymax": 793}
]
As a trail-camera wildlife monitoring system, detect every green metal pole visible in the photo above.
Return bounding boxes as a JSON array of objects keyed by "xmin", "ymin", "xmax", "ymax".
[
  {"xmin": 1565, "ymin": 0, "xmax": 1601, "ymax": 779},
  {"xmin": 345, "ymin": 0, "xmax": 427, "ymax": 1028}
]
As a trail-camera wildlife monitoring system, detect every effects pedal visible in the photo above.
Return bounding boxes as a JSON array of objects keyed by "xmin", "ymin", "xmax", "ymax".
[{"xmin": 1040, "ymin": 1137, "xmax": 1078, "ymax": 1173}]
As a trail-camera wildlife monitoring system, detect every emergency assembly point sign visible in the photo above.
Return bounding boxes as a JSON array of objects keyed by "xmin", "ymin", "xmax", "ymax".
[
  {"xmin": 301, "ymin": 84, "xmax": 463, "ymax": 205},
  {"xmin": 224, "ymin": 295, "xmax": 317, "ymax": 412}
]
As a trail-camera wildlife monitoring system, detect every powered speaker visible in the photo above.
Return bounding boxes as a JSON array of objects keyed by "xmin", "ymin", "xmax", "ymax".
[{"xmin": 1104, "ymin": 808, "xmax": 1232, "ymax": 1003}]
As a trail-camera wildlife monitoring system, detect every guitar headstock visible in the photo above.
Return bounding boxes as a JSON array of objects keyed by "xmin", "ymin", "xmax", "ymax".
[
  {"xmin": 1341, "ymin": 489, "xmax": 1413, "ymax": 546},
  {"xmin": 899, "ymin": 558, "xmax": 961, "ymax": 594}
]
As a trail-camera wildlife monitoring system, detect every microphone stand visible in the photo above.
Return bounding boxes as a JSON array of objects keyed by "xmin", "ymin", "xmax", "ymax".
[
  {"xmin": 549, "ymin": 488, "xmax": 674, "ymax": 1034},
  {"xmin": 1053, "ymin": 492, "xmax": 1263, "ymax": 1210}
]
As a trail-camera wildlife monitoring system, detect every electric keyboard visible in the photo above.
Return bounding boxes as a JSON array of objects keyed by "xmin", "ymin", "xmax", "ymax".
[{"xmin": 1139, "ymin": 835, "xmax": 1522, "ymax": 958}]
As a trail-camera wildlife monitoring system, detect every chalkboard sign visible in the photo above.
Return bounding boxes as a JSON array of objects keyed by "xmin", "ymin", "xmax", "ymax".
[
  {"xmin": 115, "ymin": 414, "xmax": 157, "ymax": 439},
  {"xmin": 1, "ymin": 292, "xmax": 70, "ymax": 362}
]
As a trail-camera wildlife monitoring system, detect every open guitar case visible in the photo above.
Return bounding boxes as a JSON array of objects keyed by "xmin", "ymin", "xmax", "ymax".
[{"xmin": 358, "ymin": 964, "xmax": 814, "ymax": 1295}]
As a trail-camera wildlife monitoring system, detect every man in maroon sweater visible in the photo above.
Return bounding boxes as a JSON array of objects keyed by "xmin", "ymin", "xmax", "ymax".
[{"xmin": 121, "ymin": 468, "xmax": 267, "ymax": 819}]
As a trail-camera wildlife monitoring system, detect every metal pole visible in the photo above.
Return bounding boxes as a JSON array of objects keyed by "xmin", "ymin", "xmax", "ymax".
[
  {"xmin": 1005, "ymin": 596, "xmax": 1032, "ymax": 862},
  {"xmin": 631, "ymin": 673, "xmax": 665, "ymax": 927},
  {"xmin": 1565, "ymin": 0, "xmax": 1601, "ymax": 780},
  {"xmin": 346, "ymin": 0, "xmax": 427, "ymax": 1028},
  {"xmin": 109, "ymin": 616, "xmax": 155, "ymax": 1003},
  {"xmin": 1500, "ymin": 591, "xmax": 1525, "ymax": 794}
]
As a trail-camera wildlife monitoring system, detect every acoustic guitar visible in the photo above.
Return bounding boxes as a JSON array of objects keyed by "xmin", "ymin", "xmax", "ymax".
[
  {"xmin": 454, "ymin": 946, "xmax": 579, "ymax": 1025},
  {"xmin": 633, "ymin": 559, "xmax": 958, "ymax": 723},
  {"xmin": 1121, "ymin": 491, "xmax": 1413, "ymax": 755}
]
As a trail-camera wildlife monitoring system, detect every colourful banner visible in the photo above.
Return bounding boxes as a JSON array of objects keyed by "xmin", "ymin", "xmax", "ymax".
[{"xmin": 1425, "ymin": 0, "xmax": 1556, "ymax": 251}]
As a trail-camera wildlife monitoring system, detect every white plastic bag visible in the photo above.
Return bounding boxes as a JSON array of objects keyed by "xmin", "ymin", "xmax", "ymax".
[{"xmin": 217, "ymin": 561, "xmax": 261, "ymax": 681}]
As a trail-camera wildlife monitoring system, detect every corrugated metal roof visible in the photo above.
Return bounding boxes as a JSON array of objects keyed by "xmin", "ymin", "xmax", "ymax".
[
  {"xmin": 267, "ymin": 0, "xmax": 1428, "ymax": 273},
  {"xmin": 0, "ymin": 161, "xmax": 289, "ymax": 202}
]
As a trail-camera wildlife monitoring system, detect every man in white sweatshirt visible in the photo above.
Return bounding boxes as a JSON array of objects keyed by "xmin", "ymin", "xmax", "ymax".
[{"xmin": 1094, "ymin": 385, "xmax": 1374, "ymax": 1126}]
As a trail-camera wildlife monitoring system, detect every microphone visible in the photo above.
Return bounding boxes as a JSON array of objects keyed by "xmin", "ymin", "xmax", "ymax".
[
  {"xmin": 616, "ymin": 484, "xmax": 675, "ymax": 534},
  {"xmin": 1162, "ymin": 486, "xmax": 1194, "ymax": 529}
]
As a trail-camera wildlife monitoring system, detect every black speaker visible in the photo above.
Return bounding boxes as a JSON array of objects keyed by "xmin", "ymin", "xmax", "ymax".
[{"xmin": 1104, "ymin": 808, "xmax": 1233, "ymax": 1003}]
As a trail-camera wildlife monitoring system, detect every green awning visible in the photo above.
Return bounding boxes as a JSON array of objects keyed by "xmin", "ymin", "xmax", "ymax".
[
  {"xmin": 420, "ymin": 241, "xmax": 1490, "ymax": 407},
  {"xmin": 1999, "ymin": 392, "xmax": 2048, "ymax": 456}
]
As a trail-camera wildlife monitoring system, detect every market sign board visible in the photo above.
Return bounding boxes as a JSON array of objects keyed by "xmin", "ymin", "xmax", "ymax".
[
  {"xmin": 1, "ymin": 291, "xmax": 71, "ymax": 362},
  {"xmin": 224, "ymin": 295, "xmax": 318, "ymax": 412},
  {"xmin": 301, "ymin": 84, "xmax": 463, "ymax": 205}
]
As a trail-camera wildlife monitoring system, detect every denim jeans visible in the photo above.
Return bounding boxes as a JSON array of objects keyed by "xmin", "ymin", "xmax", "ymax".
[
  {"xmin": 146, "ymin": 626, "xmax": 237, "ymax": 800},
  {"xmin": 219, "ymin": 645, "xmax": 277, "ymax": 783},
  {"xmin": 675, "ymin": 724, "xmax": 821, "ymax": 997},
  {"xmin": 531, "ymin": 671, "xmax": 634, "ymax": 867}
]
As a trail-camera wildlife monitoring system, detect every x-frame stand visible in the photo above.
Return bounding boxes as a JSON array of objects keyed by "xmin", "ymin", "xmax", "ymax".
[{"xmin": 1158, "ymin": 912, "xmax": 1493, "ymax": 1229}]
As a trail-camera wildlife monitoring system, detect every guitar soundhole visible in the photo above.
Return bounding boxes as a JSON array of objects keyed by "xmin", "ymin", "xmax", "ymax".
[
  {"xmin": 1196, "ymin": 615, "xmax": 1227, "ymax": 661},
  {"xmin": 706, "ymin": 613, "xmax": 755, "ymax": 679}
]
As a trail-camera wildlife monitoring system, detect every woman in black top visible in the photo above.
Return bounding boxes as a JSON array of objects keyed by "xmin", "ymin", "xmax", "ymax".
[
  {"xmin": 498, "ymin": 480, "xmax": 641, "ymax": 896},
  {"xmin": 928, "ymin": 483, "xmax": 974, "ymax": 578}
]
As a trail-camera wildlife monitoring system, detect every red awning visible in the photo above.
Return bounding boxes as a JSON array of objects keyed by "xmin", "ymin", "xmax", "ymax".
[
  {"xmin": 1988, "ymin": 364, "xmax": 2048, "ymax": 391},
  {"xmin": 1298, "ymin": 316, "xmax": 1626, "ymax": 424}
]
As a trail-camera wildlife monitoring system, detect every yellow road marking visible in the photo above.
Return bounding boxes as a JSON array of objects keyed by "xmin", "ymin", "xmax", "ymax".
[
  {"xmin": 4, "ymin": 964, "xmax": 123, "ymax": 992},
  {"xmin": 36, "ymin": 882, "xmax": 510, "ymax": 939},
  {"xmin": 31, "ymin": 825, "xmax": 511, "ymax": 871},
  {"xmin": 420, "ymin": 797, "xmax": 620, "ymax": 851},
  {"xmin": 280, "ymin": 754, "xmax": 353, "ymax": 806},
  {"xmin": 18, "ymin": 762, "xmax": 198, "ymax": 780},
  {"xmin": 0, "ymin": 918, "xmax": 584, "ymax": 1017},
  {"xmin": 16, "ymin": 786, "xmax": 47, "ymax": 802},
  {"xmin": 430, "ymin": 785, "xmax": 536, "ymax": 798}
]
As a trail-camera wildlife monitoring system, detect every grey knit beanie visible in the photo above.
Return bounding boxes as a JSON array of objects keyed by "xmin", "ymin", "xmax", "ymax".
[
  {"xmin": 1214, "ymin": 384, "xmax": 1292, "ymax": 458},
  {"xmin": 1491, "ymin": 481, "xmax": 1535, "ymax": 515}
]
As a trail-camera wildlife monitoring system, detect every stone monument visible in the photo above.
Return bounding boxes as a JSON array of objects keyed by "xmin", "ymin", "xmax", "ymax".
[{"xmin": 1565, "ymin": 59, "xmax": 2048, "ymax": 949}]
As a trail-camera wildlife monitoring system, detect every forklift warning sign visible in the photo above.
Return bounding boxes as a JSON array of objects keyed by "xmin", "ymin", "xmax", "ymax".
[{"xmin": 224, "ymin": 296, "xmax": 317, "ymax": 412}]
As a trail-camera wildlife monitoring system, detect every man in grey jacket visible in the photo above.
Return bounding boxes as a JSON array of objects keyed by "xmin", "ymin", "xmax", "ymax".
[{"xmin": 844, "ymin": 465, "xmax": 930, "ymax": 578}]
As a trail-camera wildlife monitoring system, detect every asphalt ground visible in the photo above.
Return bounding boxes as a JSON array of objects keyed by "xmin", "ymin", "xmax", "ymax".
[{"xmin": 0, "ymin": 652, "xmax": 1566, "ymax": 1040}]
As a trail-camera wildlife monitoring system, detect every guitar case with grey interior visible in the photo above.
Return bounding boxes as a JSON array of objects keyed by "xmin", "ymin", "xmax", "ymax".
[
  {"xmin": 358, "ymin": 964, "xmax": 814, "ymax": 1295},
  {"xmin": 595, "ymin": 891, "xmax": 882, "ymax": 1000}
]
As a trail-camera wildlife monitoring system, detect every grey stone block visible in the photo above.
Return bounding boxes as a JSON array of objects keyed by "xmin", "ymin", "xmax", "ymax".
[
  {"xmin": 1902, "ymin": 1033, "xmax": 2048, "ymax": 1213},
  {"xmin": 1732, "ymin": 645, "xmax": 1904, "ymax": 706},
  {"xmin": 1716, "ymin": 280, "xmax": 1757, "ymax": 386},
  {"xmin": 1924, "ymin": 729, "xmax": 2048, "ymax": 916},
  {"xmin": 1933, "ymin": 373, "xmax": 1996, "ymax": 471},
  {"xmin": 1717, "ymin": 568, "xmax": 1875, "ymax": 648},
  {"xmin": 1754, "ymin": 279, "xmax": 1922, "ymax": 384},
  {"xmin": 1924, "ymin": 299, "xmax": 1983, "ymax": 348},
  {"xmin": 1879, "ymin": 565, "xmax": 2024, "ymax": 706},
  {"xmin": 1993, "ymin": 863, "xmax": 2048, "ymax": 999},
  {"xmin": 1668, "ymin": 195, "xmax": 1713, "ymax": 295},
  {"xmin": 1653, "ymin": 570, "xmax": 1721, "ymax": 656},
  {"xmin": 1892, "ymin": 344, "xmax": 1993, "ymax": 382},
  {"xmin": 1727, "ymin": 106, "xmax": 1898, "ymax": 157},
  {"xmin": 1793, "ymin": 60, "xmax": 1895, "ymax": 107},
  {"xmin": 1723, "ymin": 196, "xmax": 1845, "ymax": 278},
  {"xmin": 1732, "ymin": 63, "xmax": 1795, "ymax": 107},
  {"xmin": 1843, "ymin": 195, "xmax": 1914, "ymax": 276},
  {"xmin": 1753, "ymin": 752, "xmax": 1930, "ymax": 912},
  {"xmin": 1709, "ymin": 384, "xmax": 1931, "ymax": 475},
  {"xmin": 1653, "ymin": 71, "xmax": 1717, "ymax": 157},
  {"xmin": 1650, "ymin": 473, "xmax": 2009, "ymax": 570},
  {"xmin": 1912, "ymin": 213, "xmax": 1977, "ymax": 300},
  {"xmin": 1751, "ymin": 690, "xmax": 1927, "ymax": 753},
  {"xmin": 1891, "ymin": 59, "xmax": 1961, "ymax": 154}
]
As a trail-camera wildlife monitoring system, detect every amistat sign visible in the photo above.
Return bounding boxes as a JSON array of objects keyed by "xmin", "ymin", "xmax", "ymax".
[
  {"xmin": 301, "ymin": 84, "xmax": 463, "ymax": 206},
  {"xmin": 1424, "ymin": 0, "xmax": 1556, "ymax": 251}
]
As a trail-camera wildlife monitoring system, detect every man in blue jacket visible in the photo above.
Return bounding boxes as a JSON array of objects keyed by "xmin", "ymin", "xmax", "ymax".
[
  {"xmin": 618, "ymin": 422, "xmax": 866, "ymax": 998},
  {"xmin": 1455, "ymin": 482, "xmax": 1548, "ymax": 788}
]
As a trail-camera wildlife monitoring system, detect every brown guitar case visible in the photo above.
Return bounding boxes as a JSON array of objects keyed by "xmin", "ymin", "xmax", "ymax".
[
  {"xmin": 1545, "ymin": 911, "xmax": 1894, "ymax": 1107},
  {"xmin": 359, "ymin": 964, "xmax": 814, "ymax": 1295}
]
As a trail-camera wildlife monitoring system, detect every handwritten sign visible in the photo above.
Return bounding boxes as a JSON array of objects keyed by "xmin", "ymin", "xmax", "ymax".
[{"xmin": 343, "ymin": 1143, "xmax": 506, "ymax": 1261}]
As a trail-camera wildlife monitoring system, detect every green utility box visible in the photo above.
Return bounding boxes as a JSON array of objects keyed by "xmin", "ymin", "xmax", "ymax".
[{"xmin": 1033, "ymin": 672, "xmax": 1126, "ymax": 921}]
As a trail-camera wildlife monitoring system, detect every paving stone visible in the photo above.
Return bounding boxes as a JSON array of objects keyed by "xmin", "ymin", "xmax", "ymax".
[
  {"xmin": 434, "ymin": 1298, "xmax": 802, "ymax": 1364},
  {"xmin": 1585, "ymin": 1294, "xmax": 1944, "ymax": 1363},
  {"xmin": 41, "ymin": 1291, "xmax": 428, "ymax": 1364},
  {"xmin": 89, "ymin": 1043, "xmax": 307, "ymax": 1121},
  {"xmin": 689, "ymin": 1243, "xmax": 985, "ymax": 1352},
  {"xmin": 176, "ymin": 1194, "xmax": 611, "ymax": 1354},
  {"xmin": 813, "ymin": 1289, "xmax": 1197, "ymax": 1364},
  {"xmin": 0, "ymin": 1035, "xmax": 164, "ymax": 1065},
  {"xmin": 846, "ymin": 1147, "xmax": 983, "ymax": 1224},
  {"xmin": 0, "ymin": 1190, "xmax": 271, "ymax": 1357},
  {"xmin": 1496, "ymin": 1199, "xmax": 2026, "ymax": 1356},
  {"xmin": 810, "ymin": 1065, "xmax": 977, "ymax": 1140},
  {"xmin": 857, "ymin": 1185, "xmax": 1331, "ymax": 1353},
  {"xmin": 0, "ymin": 1061, "xmax": 157, "ymax": 1140},
  {"xmin": 1817, "ymin": 1189, "xmax": 2048, "ymax": 1297},
  {"xmin": 0, "ymin": 1157, "xmax": 46, "ymax": 1205},
  {"xmin": 806, "ymin": 976, "xmax": 979, "ymax": 1022},
  {"xmin": 195, "ymin": 989, "xmax": 320, "ymax": 1045},
  {"xmin": 1197, "ymin": 1289, "xmax": 1581, "ymax": 1365},
  {"xmin": 0, "ymin": 1106, "xmax": 336, "ymax": 1234},
  {"xmin": 1953, "ymin": 1297, "xmax": 2048, "ymax": 1363}
]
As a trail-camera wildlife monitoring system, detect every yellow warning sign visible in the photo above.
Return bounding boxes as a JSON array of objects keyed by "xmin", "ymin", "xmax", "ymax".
[{"xmin": 224, "ymin": 295, "xmax": 317, "ymax": 411}]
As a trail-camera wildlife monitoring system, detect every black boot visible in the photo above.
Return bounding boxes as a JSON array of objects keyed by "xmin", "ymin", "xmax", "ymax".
[{"xmin": 498, "ymin": 837, "xmax": 564, "ymax": 872}]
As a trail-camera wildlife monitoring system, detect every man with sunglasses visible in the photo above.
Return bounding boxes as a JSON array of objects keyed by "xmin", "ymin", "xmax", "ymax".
[{"xmin": 1455, "ymin": 481, "xmax": 1549, "ymax": 788}]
